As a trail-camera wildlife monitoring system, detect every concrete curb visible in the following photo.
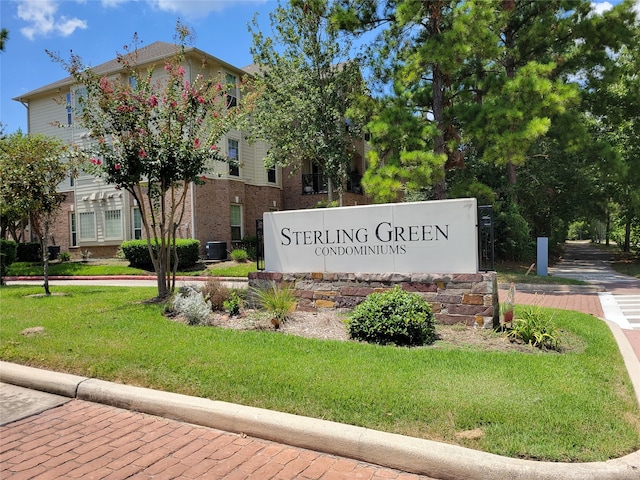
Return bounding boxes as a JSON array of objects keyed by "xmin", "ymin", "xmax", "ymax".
[
  {"xmin": 498, "ymin": 283, "xmax": 605, "ymax": 293},
  {"xmin": 1, "ymin": 361, "xmax": 639, "ymax": 480}
]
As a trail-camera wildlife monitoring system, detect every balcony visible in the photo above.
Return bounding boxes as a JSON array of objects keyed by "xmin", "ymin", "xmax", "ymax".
[{"xmin": 302, "ymin": 172, "xmax": 362, "ymax": 195}]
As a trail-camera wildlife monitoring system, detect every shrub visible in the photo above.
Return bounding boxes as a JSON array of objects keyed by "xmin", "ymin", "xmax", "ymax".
[
  {"xmin": 223, "ymin": 290, "xmax": 243, "ymax": 316},
  {"xmin": 230, "ymin": 248, "xmax": 248, "ymax": 263},
  {"xmin": 252, "ymin": 284, "xmax": 297, "ymax": 329},
  {"xmin": 121, "ymin": 238, "xmax": 200, "ymax": 270},
  {"xmin": 201, "ymin": 278, "xmax": 230, "ymax": 311},
  {"xmin": 0, "ymin": 239, "xmax": 18, "ymax": 279},
  {"xmin": 506, "ymin": 303, "xmax": 561, "ymax": 350},
  {"xmin": 347, "ymin": 286, "xmax": 436, "ymax": 347},
  {"xmin": 58, "ymin": 252, "xmax": 71, "ymax": 262},
  {"xmin": 494, "ymin": 202, "xmax": 534, "ymax": 262},
  {"xmin": 172, "ymin": 287, "xmax": 212, "ymax": 326},
  {"xmin": 17, "ymin": 242, "xmax": 41, "ymax": 262}
]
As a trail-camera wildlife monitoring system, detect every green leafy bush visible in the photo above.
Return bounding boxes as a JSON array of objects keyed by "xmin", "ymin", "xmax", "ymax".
[
  {"xmin": 252, "ymin": 284, "xmax": 297, "ymax": 328},
  {"xmin": 347, "ymin": 286, "xmax": 436, "ymax": 347},
  {"xmin": 507, "ymin": 303, "xmax": 561, "ymax": 350},
  {"xmin": 230, "ymin": 248, "xmax": 248, "ymax": 263},
  {"xmin": 17, "ymin": 242, "xmax": 41, "ymax": 262},
  {"xmin": 0, "ymin": 239, "xmax": 18, "ymax": 279},
  {"xmin": 58, "ymin": 252, "xmax": 71, "ymax": 262},
  {"xmin": 223, "ymin": 290, "xmax": 243, "ymax": 316},
  {"xmin": 120, "ymin": 239, "xmax": 200, "ymax": 270}
]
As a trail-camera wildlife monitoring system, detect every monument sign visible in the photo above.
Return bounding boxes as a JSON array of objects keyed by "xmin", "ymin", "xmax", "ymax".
[{"xmin": 263, "ymin": 198, "xmax": 478, "ymax": 274}]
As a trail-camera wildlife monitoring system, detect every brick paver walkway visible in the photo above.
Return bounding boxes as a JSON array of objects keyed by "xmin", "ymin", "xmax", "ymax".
[{"xmin": 0, "ymin": 399, "xmax": 435, "ymax": 480}]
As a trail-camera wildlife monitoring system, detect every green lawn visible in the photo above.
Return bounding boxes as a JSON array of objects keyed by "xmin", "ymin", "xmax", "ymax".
[
  {"xmin": 0, "ymin": 285, "xmax": 638, "ymax": 462},
  {"xmin": 5, "ymin": 259, "xmax": 257, "ymax": 278}
]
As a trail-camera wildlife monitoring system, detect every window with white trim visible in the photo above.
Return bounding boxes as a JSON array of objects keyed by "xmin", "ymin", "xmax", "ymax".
[
  {"xmin": 230, "ymin": 204, "xmax": 242, "ymax": 241},
  {"xmin": 225, "ymin": 73, "xmax": 238, "ymax": 108},
  {"xmin": 79, "ymin": 212, "xmax": 96, "ymax": 241},
  {"xmin": 70, "ymin": 213, "xmax": 78, "ymax": 247},
  {"xmin": 228, "ymin": 139, "xmax": 239, "ymax": 177},
  {"xmin": 267, "ymin": 166, "xmax": 276, "ymax": 183},
  {"xmin": 104, "ymin": 209, "xmax": 123, "ymax": 239},
  {"xmin": 132, "ymin": 208, "xmax": 142, "ymax": 240},
  {"xmin": 66, "ymin": 93, "xmax": 72, "ymax": 125}
]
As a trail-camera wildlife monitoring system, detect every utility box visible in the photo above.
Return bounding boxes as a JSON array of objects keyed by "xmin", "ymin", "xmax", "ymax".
[
  {"xmin": 206, "ymin": 241, "xmax": 227, "ymax": 261},
  {"xmin": 537, "ymin": 237, "xmax": 548, "ymax": 276}
]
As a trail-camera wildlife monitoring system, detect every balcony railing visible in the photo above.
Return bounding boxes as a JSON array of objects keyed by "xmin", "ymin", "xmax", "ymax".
[{"xmin": 302, "ymin": 172, "xmax": 362, "ymax": 195}]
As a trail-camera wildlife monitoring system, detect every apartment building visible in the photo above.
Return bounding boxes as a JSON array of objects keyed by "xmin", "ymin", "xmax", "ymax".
[{"xmin": 13, "ymin": 42, "xmax": 369, "ymax": 258}]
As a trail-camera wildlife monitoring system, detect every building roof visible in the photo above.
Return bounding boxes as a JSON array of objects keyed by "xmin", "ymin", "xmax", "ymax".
[{"xmin": 13, "ymin": 41, "xmax": 248, "ymax": 102}]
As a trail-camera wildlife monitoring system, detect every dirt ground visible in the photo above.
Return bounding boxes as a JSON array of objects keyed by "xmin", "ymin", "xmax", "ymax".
[{"xmin": 183, "ymin": 309, "xmax": 570, "ymax": 354}]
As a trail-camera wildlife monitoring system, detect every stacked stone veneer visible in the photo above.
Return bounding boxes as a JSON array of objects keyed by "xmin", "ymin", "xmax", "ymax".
[{"xmin": 249, "ymin": 271, "xmax": 499, "ymax": 329}]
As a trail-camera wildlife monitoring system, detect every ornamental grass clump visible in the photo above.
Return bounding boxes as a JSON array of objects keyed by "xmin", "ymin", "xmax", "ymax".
[
  {"xmin": 347, "ymin": 286, "xmax": 436, "ymax": 347},
  {"xmin": 252, "ymin": 284, "xmax": 297, "ymax": 329}
]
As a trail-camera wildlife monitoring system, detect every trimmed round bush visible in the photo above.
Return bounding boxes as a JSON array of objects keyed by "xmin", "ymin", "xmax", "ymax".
[
  {"xmin": 230, "ymin": 248, "xmax": 248, "ymax": 263},
  {"xmin": 347, "ymin": 286, "xmax": 436, "ymax": 347},
  {"xmin": 120, "ymin": 238, "xmax": 200, "ymax": 270}
]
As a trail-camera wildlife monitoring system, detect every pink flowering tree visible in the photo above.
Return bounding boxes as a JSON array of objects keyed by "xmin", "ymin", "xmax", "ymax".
[{"xmin": 49, "ymin": 26, "xmax": 256, "ymax": 299}]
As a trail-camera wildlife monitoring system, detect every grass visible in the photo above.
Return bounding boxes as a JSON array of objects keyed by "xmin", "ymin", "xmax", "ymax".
[
  {"xmin": 5, "ymin": 259, "xmax": 257, "ymax": 278},
  {"xmin": 495, "ymin": 261, "xmax": 587, "ymax": 285},
  {"xmin": 1, "ymin": 284, "xmax": 638, "ymax": 462}
]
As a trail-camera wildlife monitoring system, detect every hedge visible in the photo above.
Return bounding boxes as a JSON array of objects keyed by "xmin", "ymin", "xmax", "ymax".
[
  {"xmin": 1, "ymin": 239, "xmax": 18, "ymax": 278},
  {"xmin": 120, "ymin": 238, "xmax": 200, "ymax": 271},
  {"xmin": 17, "ymin": 242, "xmax": 41, "ymax": 262}
]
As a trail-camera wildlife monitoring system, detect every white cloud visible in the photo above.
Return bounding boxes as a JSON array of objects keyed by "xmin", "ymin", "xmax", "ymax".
[
  {"xmin": 101, "ymin": 0, "xmax": 266, "ymax": 17},
  {"xmin": 591, "ymin": 1, "xmax": 614, "ymax": 15},
  {"xmin": 17, "ymin": 0, "xmax": 87, "ymax": 40}
]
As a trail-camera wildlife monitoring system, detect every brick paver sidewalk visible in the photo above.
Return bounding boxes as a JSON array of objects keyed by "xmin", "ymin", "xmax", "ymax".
[{"xmin": 1, "ymin": 399, "xmax": 436, "ymax": 480}]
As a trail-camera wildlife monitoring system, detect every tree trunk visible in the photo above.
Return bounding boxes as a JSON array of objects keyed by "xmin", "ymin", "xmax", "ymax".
[
  {"xmin": 42, "ymin": 217, "xmax": 51, "ymax": 296},
  {"xmin": 432, "ymin": 64, "xmax": 447, "ymax": 200}
]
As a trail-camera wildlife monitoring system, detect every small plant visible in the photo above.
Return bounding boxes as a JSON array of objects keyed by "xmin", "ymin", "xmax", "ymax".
[
  {"xmin": 347, "ymin": 286, "xmax": 436, "ymax": 347},
  {"xmin": 252, "ymin": 284, "xmax": 297, "ymax": 328},
  {"xmin": 230, "ymin": 248, "xmax": 249, "ymax": 263},
  {"xmin": 201, "ymin": 278, "xmax": 230, "ymax": 311},
  {"xmin": 501, "ymin": 283, "xmax": 516, "ymax": 330},
  {"xmin": 172, "ymin": 287, "xmax": 212, "ymax": 325},
  {"xmin": 58, "ymin": 252, "xmax": 71, "ymax": 262},
  {"xmin": 81, "ymin": 249, "xmax": 92, "ymax": 262},
  {"xmin": 223, "ymin": 290, "xmax": 243, "ymax": 316},
  {"xmin": 506, "ymin": 303, "xmax": 561, "ymax": 350}
]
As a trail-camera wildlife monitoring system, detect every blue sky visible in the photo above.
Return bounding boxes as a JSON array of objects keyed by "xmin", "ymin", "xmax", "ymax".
[{"xmin": 0, "ymin": 0, "xmax": 634, "ymax": 135}]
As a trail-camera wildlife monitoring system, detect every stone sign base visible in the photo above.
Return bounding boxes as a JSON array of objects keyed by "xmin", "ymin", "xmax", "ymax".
[{"xmin": 249, "ymin": 271, "xmax": 499, "ymax": 329}]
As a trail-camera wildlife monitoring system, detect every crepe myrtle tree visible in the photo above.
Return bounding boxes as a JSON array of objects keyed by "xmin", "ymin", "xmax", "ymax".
[
  {"xmin": 0, "ymin": 132, "xmax": 77, "ymax": 293},
  {"xmin": 48, "ymin": 25, "xmax": 257, "ymax": 299}
]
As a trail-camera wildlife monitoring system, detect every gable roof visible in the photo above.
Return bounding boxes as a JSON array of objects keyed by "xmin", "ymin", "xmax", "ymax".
[{"xmin": 13, "ymin": 41, "xmax": 246, "ymax": 102}]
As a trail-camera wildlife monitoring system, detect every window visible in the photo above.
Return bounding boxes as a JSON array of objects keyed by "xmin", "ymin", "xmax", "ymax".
[
  {"xmin": 79, "ymin": 212, "xmax": 96, "ymax": 241},
  {"xmin": 70, "ymin": 213, "xmax": 77, "ymax": 247},
  {"xmin": 228, "ymin": 139, "xmax": 239, "ymax": 177},
  {"xmin": 230, "ymin": 204, "xmax": 242, "ymax": 241},
  {"xmin": 225, "ymin": 73, "xmax": 238, "ymax": 108},
  {"xmin": 132, "ymin": 208, "xmax": 142, "ymax": 240},
  {"xmin": 129, "ymin": 76, "xmax": 138, "ymax": 90},
  {"xmin": 267, "ymin": 166, "xmax": 276, "ymax": 183},
  {"xmin": 104, "ymin": 209, "xmax": 122, "ymax": 239},
  {"xmin": 66, "ymin": 93, "xmax": 72, "ymax": 125},
  {"xmin": 73, "ymin": 86, "xmax": 86, "ymax": 116}
]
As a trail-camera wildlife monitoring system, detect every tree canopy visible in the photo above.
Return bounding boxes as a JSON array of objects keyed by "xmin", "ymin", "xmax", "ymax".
[{"xmin": 249, "ymin": 0, "xmax": 368, "ymax": 204}]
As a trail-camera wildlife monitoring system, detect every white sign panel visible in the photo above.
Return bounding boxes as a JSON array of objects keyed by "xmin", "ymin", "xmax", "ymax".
[{"xmin": 263, "ymin": 198, "xmax": 478, "ymax": 274}]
